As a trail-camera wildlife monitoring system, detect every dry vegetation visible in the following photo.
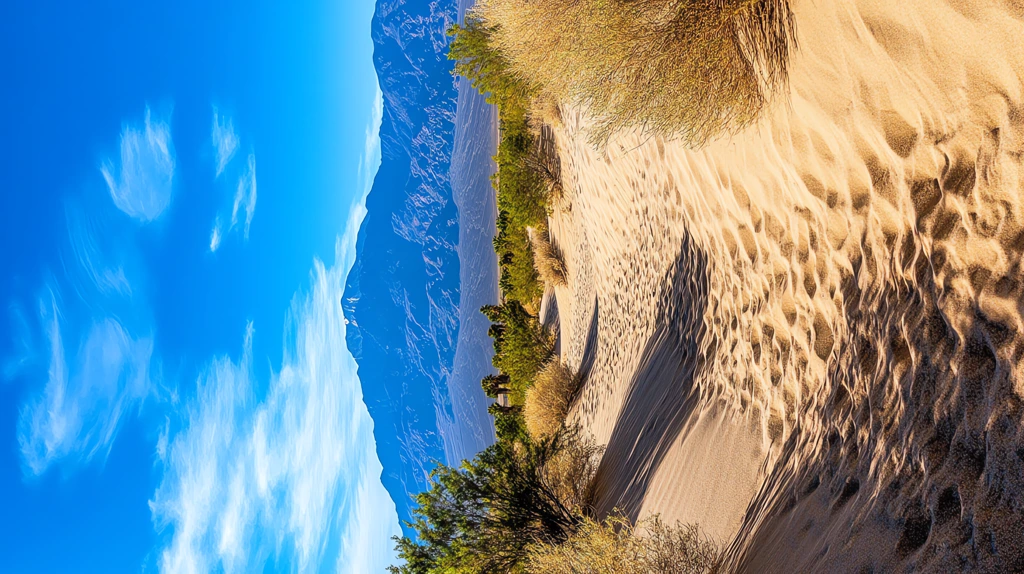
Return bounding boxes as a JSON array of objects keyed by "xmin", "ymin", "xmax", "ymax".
[
  {"xmin": 474, "ymin": 0, "xmax": 795, "ymax": 144},
  {"xmin": 524, "ymin": 147, "xmax": 564, "ymax": 205},
  {"xmin": 527, "ymin": 516, "xmax": 722, "ymax": 574},
  {"xmin": 539, "ymin": 427, "xmax": 602, "ymax": 512},
  {"xmin": 524, "ymin": 359, "xmax": 579, "ymax": 438},
  {"xmin": 530, "ymin": 227, "xmax": 568, "ymax": 287}
]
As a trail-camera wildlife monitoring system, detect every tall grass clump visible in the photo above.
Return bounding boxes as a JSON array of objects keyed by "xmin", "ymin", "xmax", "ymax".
[
  {"xmin": 527, "ymin": 516, "xmax": 722, "ymax": 574},
  {"xmin": 530, "ymin": 228, "xmax": 568, "ymax": 287},
  {"xmin": 474, "ymin": 0, "xmax": 795, "ymax": 145},
  {"xmin": 539, "ymin": 426, "xmax": 602, "ymax": 512},
  {"xmin": 525, "ymin": 124, "xmax": 564, "ymax": 205},
  {"xmin": 524, "ymin": 359, "xmax": 579, "ymax": 439}
]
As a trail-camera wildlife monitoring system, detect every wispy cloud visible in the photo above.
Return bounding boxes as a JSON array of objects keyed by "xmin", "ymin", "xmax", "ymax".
[
  {"xmin": 18, "ymin": 297, "xmax": 152, "ymax": 476},
  {"xmin": 101, "ymin": 106, "xmax": 175, "ymax": 223},
  {"xmin": 65, "ymin": 204, "xmax": 133, "ymax": 297},
  {"xmin": 14, "ymin": 128, "xmax": 161, "ymax": 476},
  {"xmin": 4, "ymin": 302, "xmax": 36, "ymax": 381},
  {"xmin": 209, "ymin": 219, "xmax": 223, "ymax": 253},
  {"xmin": 361, "ymin": 88, "xmax": 384, "ymax": 195},
  {"xmin": 157, "ymin": 85, "xmax": 392, "ymax": 572},
  {"xmin": 208, "ymin": 110, "xmax": 256, "ymax": 252},
  {"xmin": 152, "ymin": 236, "xmax": 399, "ymax": 573},
  {"xmin": 229, "ymin": 154, "xmax": 257, "ymax": 240},
  {"xmin": 211, "ymin": 109, "xmax": 239, "ymax": 178}
]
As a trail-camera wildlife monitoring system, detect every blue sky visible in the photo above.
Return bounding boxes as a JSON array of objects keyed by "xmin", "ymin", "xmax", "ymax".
[{"xmin": 0, "ymin": 0, "xmax": 400, "ymax": 572}]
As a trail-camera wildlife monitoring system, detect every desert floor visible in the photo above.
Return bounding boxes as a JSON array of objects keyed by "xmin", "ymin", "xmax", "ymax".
[{"xmin": 547, "ymin": 1, "xmax": 1024, "ymax": 571}]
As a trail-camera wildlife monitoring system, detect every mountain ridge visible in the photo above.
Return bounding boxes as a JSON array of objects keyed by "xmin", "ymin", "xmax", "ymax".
[{"xmin": 344, "ymin": 0, "xmax": 496, "ymax": 534}]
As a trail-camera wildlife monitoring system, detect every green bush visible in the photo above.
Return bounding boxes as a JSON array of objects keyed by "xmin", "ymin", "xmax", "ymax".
[
  {"xmin": 482, "ymin": 301, "xmax": 554, "ymax": 402},
  {"xmin": 390, "ymin": 431, "xmax": 589, "ymax": 574}
]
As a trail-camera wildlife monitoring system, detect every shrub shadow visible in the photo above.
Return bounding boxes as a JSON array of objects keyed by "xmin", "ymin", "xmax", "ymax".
[{"xmin": 590, "ymin": 234, "xmax": 710, "ymax": 520}]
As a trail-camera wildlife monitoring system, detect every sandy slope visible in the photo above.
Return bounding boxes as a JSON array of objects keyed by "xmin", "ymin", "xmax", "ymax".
[{"xmin": 548, "ymin": 0, "xmax": 1024, "ymax": 571}]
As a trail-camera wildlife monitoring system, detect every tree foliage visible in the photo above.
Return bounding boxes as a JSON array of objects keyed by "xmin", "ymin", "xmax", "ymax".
[
  {"xmin": 451, "ymin": 16, "xmax": 548, "ymax": 309},
  {"xmin": 448, "ymin": 16, "xmax": 534, "ymax": 110},
  {"xmin": 390, "ymin": 433, "xmax": 584, "ymax": 574},
  {"xmin": 482, "ymin": 301, "xmax": 554, "ymax": 400}
]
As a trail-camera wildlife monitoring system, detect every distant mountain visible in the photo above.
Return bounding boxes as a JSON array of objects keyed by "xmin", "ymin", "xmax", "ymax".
[{"xmin": 344, "ymin": 0, "xmax": 497, "ymax": 535}]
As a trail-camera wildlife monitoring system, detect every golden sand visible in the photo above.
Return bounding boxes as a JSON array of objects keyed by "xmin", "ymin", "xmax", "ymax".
[{"xmin": 545, "ymin": 1, "xmax": 1024, "ymax": 570}]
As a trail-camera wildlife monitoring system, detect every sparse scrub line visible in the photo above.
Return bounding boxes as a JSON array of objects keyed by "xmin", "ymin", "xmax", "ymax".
[{"xmin": 449, "ymin": 13, "xmax": 568, "ymax": 308}]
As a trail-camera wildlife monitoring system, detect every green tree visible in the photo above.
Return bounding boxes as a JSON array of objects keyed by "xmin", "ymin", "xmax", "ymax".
[
  {"xmin": 448, "ymin": 17, "xmax": 534, "ymax": 110},
  {"xmin": 482, "ymin": 301, "xmax": 553, "ymax": 396},
  {"xmin": 481, "ymin": 374, "xmax": 512, "ymax": 398},
  {"xmin": 389, "ymin": 434, "xmax": 582, "ymax": 574}
]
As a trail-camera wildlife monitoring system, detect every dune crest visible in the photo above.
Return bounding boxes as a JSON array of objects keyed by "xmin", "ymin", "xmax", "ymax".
[{"xmin": 547, "ymin": 0, "xmax": 1024, "ymax": 570}]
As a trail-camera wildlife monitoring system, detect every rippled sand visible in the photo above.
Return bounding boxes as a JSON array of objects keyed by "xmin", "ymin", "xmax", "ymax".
[{"xmin": 547, "ymin": 1, "xmax": 1024, "ymax": 570}]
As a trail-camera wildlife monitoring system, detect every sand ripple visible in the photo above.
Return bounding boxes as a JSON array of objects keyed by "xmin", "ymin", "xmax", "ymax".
[{"xmin": 548, "ymin": 0, "xmax": 1024, "ymax": 570}]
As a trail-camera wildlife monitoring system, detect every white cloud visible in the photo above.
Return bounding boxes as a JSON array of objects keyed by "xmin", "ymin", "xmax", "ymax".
[
  {"xmin": 209, "ymin": 219, "xmax": 223, "ymax": 253},
  {"xmin": 65, "ymin": 206, "xmax": 133, "ymax": 297},
  {"xmin": 336, "ymin": 458, "xmax": 401, "ymax": 574},
  {"xmin": 3, "ymin": 303, "xmax": 35, "ymax": 380},
  {"xmin": 18, "ymin": 297, "xmax": 152, "ymax": 476},
  {"xmin": 148, "ymin": 83, "xmax": 390, "ymax": 572},
  {"xmin": 156, "ymin": 416, "xmax": 170, "ymax": 464},
  {"xmin": 229, "ymin": 154, "xmax": 257, "ymax": 240},
  {"xmin": 151, "ymin": 237, "xmax": 399, "ymax": 573},
  {"xmin": 211, "ymin": 109, "xmax": 239, "ymax": 178},
  {"xmin": 101, "ymin": 106, "xmax": 175, "ymax": 222},
  {"xmin": 207, "ymin": 135, "xmax": 256, "ymax": 251}
]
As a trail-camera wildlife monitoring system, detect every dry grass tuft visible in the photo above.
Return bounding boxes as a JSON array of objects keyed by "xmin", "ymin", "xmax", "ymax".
[
  {"xmin": 532, "ymin": 92, "xmax": 563, "ymax": 128},
  {"xmin": 527, "ymin": 516, "xmax": 722, "ymax": 574},
  {"xmin": 524, "ymin": 125, "xmax": 564, "ymax": 204},
  {"xmin": 524, "ymin": 359, "xmax": 578, "ymax": 439},
  {"xmin": 530, "ymin": 228, "xmax": 568, "ymax": 287},
  {"xmin": 541, "ymin": 427, "xmax": 603, "ymax": 513},
  {"xmin": 474, "ymin": 0, "xmax": 795, "ymax": 145}
]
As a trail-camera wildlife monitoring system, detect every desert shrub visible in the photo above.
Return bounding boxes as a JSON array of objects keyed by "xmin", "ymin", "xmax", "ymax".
[
  {"xmin": 524, "ymin": 359, "xmax": 577, "ymax": 438},
  {"xmin": 532, "ymin": 91, "xmax": 563, "ymax": 128},
  {"xmin": 390, "ymin": 430, "xmax": 590, "ymax": 574},
  {"xmin": 524, "ymin": 132, "xmax": 564, "ymax": 205},
  {"xmin": 530, "ymin": 228, "xmax": 568, "ymax": 287},
  {"xmin": 448, "ymin": 16, "xmax": 535, "ymax": 110},
  {"xmin": 539, "ymin": 426, "xmax": 602, "ymax": 512},
  {"xmin": 526, "ymin": 516, "xmax": 721, "ymax": 574},
  {"xmin": 495, "ymin": 213, "xmax": 544, "ymax": 305},
  {"xmin": 474, "ymin": 0, "xmax": 795, "ymax": 145},
  {"xmin": 483, "ymin": 301, "xmax": 555, "ymax": 400}
]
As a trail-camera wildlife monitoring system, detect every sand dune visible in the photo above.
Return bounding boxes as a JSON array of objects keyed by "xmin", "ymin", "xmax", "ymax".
[{"xmin": 547, "ymin": 0, "xmax": 1024, "ymax": 570}]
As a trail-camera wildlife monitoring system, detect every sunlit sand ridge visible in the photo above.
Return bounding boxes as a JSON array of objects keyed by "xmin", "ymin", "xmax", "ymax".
[{"xmin": 545, "ymin": 0, "xmax": 1024, "ymax": 570}]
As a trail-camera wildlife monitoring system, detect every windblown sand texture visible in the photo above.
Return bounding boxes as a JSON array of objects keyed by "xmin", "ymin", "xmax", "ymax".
[{"xmin": 545, "ymin": 1, "xmax": 1024, "ymax": 571}]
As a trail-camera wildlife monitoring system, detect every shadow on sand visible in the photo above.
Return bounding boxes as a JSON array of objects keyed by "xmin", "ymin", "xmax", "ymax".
[{"xmin": 590, "ymin": 234, "xmax": 711, "ymax": 520}]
